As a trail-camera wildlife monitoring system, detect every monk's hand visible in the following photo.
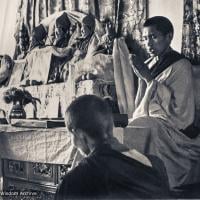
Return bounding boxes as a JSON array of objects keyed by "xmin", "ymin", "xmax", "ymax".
[{"xmin": 129, "ymin": 54, "xmax": 153, "ymax": 83}]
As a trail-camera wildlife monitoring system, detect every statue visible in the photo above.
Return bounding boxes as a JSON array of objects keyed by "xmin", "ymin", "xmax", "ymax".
[
  {"xmin": 74, "ymin": 17, "xmax": 115, "ymax": 83},
  {"xmin": 29, "ymin": 24, "xmax": 47, "ymax": 51},
  {"xmin": 48, "ymin": 12, "xmax": 73, "ymax": 83},
  {"xmin": 53, "ymin": 12, "xmax": 71, "ymax": 48},
  {"xmin": 70, "ymin": 13, "xmax": 96, "ymax": 63},
  {"xmin": 48, "ymin": 13, "xmax": 96, "ymax": 83},
  {"xmin": 17, "ymin": 21, "xmax": 30, "ymax": 59},
  {"xmin": 21, "ymin": 24, "xmax": 48, "ymax": 85},
  {"xmin": 95, "ymin": 19, "xmax": 115, "ymax": 55},
  {"xmin": 0, "ymin": 55, "xmax": 13, "ymax": 86}
]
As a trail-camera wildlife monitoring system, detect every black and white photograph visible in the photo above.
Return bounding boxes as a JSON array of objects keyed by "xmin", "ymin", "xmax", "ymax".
[{"xmin": 0, "ymin": 0, "xmax": 200, "ymax": 199}]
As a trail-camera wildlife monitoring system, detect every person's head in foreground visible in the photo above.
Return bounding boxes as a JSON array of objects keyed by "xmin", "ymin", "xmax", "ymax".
[
  {"xmin": 65, "ymin": 94, "xmax": 113, "ymax": 156},
  {"xmin": 55, "ymin": 95, "xmax": 170, "ymax": 200},
  {"xmin": 142, "ymin": 16, "xmax": 174, "ymax": 57}
]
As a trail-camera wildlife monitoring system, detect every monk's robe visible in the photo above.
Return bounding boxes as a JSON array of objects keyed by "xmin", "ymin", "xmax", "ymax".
[
  {"xmin": 55, "ymin": 143, "xmax": 169, "ymax": 199},
  {"xmin": 129, "ymin": 49, "xmax": 200, "ymax": 190}
]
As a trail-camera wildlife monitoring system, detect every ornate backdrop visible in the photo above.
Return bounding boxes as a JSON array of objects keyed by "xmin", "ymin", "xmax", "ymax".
[
  {"xmin": 182, "ymin": 0, "xmax": 200, "ymax": 64},
  {"xmin": 15, "ymin": 0, "xmax": 147, "ymax": 58}
]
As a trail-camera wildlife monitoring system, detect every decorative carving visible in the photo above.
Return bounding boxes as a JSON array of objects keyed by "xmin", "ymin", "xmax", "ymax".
[
  {"xmin": 58, "ymin": 164, "xmax": 71, "ymax": 181},
  {"xmin": 182, "ymin": 0, "xmax": 200, "ymax": 64},
  {"xmin": 32, "ymin": 163, "xmax": 52, "ymax": 178},
  {"xmin": 76, "ymin": 80, "xmax": 119, "ymax": 113},
  {"xmin": 8, "ymin": 160, "xmax": 25, "ymax": 176}
]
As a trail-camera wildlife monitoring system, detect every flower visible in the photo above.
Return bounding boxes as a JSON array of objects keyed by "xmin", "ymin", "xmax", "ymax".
[{"xmin": 3, "ymin": 87, "xmax": 41, "ymax": 111}]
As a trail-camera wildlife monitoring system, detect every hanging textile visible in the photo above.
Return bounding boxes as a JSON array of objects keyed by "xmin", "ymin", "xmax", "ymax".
[
  {"xmin": 117, "ymin": 0, "xmax": 147, "ymax": 60},
  {"xmin": 15, "ymin": 0, "xmax": 146, "ymax": 41},
  {"xmin": 113, "ymin": 37, "xmax": 135, "ymax": 117},
  {"xmin": 182, "ymin": 0, "xmax": 200, "ymax": 64}
]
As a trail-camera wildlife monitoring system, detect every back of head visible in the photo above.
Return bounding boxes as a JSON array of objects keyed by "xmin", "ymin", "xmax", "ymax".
[
  {"xmin": 143, "ymin": 16, "xmax": 174, "ymax": 37},
  {"xmin": 65, "ymin": 95, "xmax": 113, "ymax": 141}
]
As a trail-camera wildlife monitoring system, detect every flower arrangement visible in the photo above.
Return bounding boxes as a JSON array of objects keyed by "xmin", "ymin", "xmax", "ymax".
[{"xmin": 3, "ymin": 87, "xmax": 40, "ymax": 119}]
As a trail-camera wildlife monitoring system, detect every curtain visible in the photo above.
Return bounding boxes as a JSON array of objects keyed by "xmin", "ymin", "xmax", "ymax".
[
  {"xmin": 0, "ymin": 0, "xmax": 146, "ymax": 61},
  {"xmin": 182, "ymin": 0, "xmax": 200, "ymax": 64},
  {"xmin": 0, "ymin": 0, "xmax": 19, "ymax": 56},
  {"xmin": 16, "ymin": 0, "xmax": 146, "ymax": 47}
]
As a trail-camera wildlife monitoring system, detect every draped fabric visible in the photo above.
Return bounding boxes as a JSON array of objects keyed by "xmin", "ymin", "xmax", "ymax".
[
  {"xmin": 0, "ymin": 0, "xmax": 147, "ymax": 59},
  {"xmin": 113, "ymin": 37, "xmax": 135, "ymax": 117},
  {"xmin": 128, "ymin": 55, "xmax": 198, "ymax": 189},
  {"xmin": 14, "ymin": 0, "xmax": 146, "ymax": 54},
  {"xmin": 182, "ymin": 0, "xmax": 200, "ymax": 64}
]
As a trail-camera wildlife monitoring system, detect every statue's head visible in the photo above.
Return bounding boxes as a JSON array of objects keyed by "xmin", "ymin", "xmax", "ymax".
[
  {"xmin": 55, "ymin": 12, "xmax": 71, "ymax": 42},
  {"xmin": 81, "ymin": 14, "xmax": 95, "ymax": 38},
  {"xmin": 0, "ymin": 55, "xmax": 13, "ymax": 85},
  {"xmin": 29, "ymin": 24, "xmax": 47, "ymax": 50},
  {"xmin": 1, "ymin": 55, "xmax": 13, "ymax": 70}
]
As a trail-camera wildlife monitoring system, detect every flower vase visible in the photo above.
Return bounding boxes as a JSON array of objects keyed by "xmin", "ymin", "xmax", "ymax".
[{"xmin": 9, "ymin": 100, "xmax": 26, "ymax": 119}]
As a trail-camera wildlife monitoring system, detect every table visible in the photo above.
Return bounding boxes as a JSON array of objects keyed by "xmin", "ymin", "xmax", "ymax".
[{"xmin": 0, "ymin": 125, "xmax": 151, "ymax": 197}]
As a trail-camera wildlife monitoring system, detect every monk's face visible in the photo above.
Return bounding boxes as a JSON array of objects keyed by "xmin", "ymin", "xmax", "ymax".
[{"xmin": 142, "ymin": 26, "xmax": 172, "ymax": 57}]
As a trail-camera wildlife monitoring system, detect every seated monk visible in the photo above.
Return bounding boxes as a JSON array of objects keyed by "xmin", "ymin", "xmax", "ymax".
[
  {"xmin": 55, "ymin": 95, "xmax": 170, "ymax": 199},
  {"xmin": 128, "ymin": 16, "xmax": 200, "ymax": 192}
]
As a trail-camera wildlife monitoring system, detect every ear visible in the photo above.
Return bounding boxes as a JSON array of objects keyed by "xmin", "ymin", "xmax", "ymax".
[
  {"xmin": 167, "ymin": 32, "xmax": 173, "ymax": 41},
  {"xmin": 76, "ymin": 129, "xmax": 87, "ymax": 140},
  {"xmin": 76, "ymin": 129, "xmax": 93, "ymax": 146}
]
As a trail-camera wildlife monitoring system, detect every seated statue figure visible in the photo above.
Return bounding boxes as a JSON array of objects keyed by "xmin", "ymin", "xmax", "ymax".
[
  {"xmin": 48, "ymin": 13, "xmax": 96, "ymax": 84},
  {"xmin": 70, "ymin": 13, "xmax": 96, "ymax": 64},
  {"xmin": 0, "ymin": 55, "xmax": 13, "ymax": 86},
  {"xmin": 21, "ymin": 24, "xmax": 48, "ymax": 85},
  {"xmin": 29, "ymin": 24, "xmax": 47, "ymax": 51},
  {"xmin": 15, "ymin": 21, "xmax": 30, "ymax": 60},
  {"xmin": 74, "ymin": 17, "xmax": 115, "ymax": 83},
  {"xmin": 95, "ymin": 18, "xmax": 115, "ymax": 55},
  {"xmin": 53, "ymin": 12, "xmax": 71, "ymax": 48},
  {"xmin": 48, "ymin": 12, "xmax": 73, "ymax": 83}
]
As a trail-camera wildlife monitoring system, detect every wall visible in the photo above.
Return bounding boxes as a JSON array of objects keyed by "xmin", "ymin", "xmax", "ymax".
[{"xmin": 148, "ymin": 0, "xmax": 184, "ymax": 53}]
